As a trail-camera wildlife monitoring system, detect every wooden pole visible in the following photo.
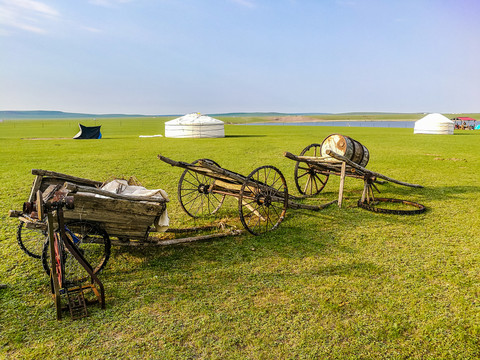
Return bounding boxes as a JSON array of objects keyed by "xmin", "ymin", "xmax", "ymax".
[
  {"xmin": 361, "ymin": 180, "xmax": 369, "ymax": 203},
  {"xmin": 28, "ymin": 175, "xmax": 43, "ymax": 202},
  {"xmin": 338, "ymin": 162, "xmax": 346, "ymax": 208},
  {"xmin": 32, "ymin": 169, "xmax": 103, "ymax": 187},
  {"xmin": 326, "ymin": 150, "xmax": 423, "ymax": 188},
  {"xmin": 109, "ymin": 229, "xmax": 244, "ymax": 247},
  {"xmin": 47, "ymin": 211, "xmax": 62, "ymax": 320}
]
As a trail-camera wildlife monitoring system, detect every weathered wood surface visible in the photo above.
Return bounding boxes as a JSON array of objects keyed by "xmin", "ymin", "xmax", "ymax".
[
  {"xmin": 284, "ymin": 151, "xmax": 363, "ymax": 174},
  {"xmin": 60, "ymin": 192, "xmax": 166, "ymax": 238},
  {"xmin": 8, "ymin": 210, "xmax": 22, "ymax": 218},
  {"xmin": 158, "ymin": 155, "xmax": 246, "ymax": 185},
  {"xmin": 62, "ymin": 207, "xmax": 154, "ymax": 227},
  {"xmin": 14, "ymin": 171, "xmax": 168, "ymax": 240},
  {"xmin": 326, "ymin": 150, "xmax": 423, "ymax": 188},
  {"xmin": 284, "ymin": 151, "xmax": 365, "ymax": 182},
  {"xmin": 291, "ymin": 155, "xmax": 342, "ymax": 163},
  {"xmin": 28, "ymin": 175, "xmax": 43, "ymax": 202},
  {"xmin": 338, "ymin": 162, "xmax": 347, "ymax": 208},
  {"xmin": 285, "ymin": 150, "xmax": 423, "ymax": 189},
  {"xmin": 110, "ymin": 229, "xmax": 244, "ymax": 247},
  {"xmin": 32, "ymin": 169, "xmax": 103, "ymax": 187},
  {"xmin": 64, "ymin": 183, "xmax": 168, "ymax": 204},
  {"xmin": 160, "ymin": 154, "xmax": 335, "ymax": 212},
  {"xmin": 164, "ymin": 225, "xmax": 223, "ymax": 233},
  {"xmin": 36, "ymin": 190, "xmax": 44, "ymax": 221},
  {"xmin": 68, "ymin": 193, "xmax": 166, "ymax": 216}
]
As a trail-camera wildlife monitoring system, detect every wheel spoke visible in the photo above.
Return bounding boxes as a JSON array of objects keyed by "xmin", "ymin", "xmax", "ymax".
[
  {"xmin": 303, "ymin": 175, "xmax": 312, "ymax": 194},
  {"xmin": 180, "ymin": 188, "xmax": 198, "ymax": 197},
  {"xmin": 297, "ymin": 165, "xmax": 311, "ymax": 171},
  {"xmin": 239, "ymin": 165, "xmax": 287, "ymax": 235},
  {"xmin": 313, "ymin": 173, "xmax": 327, "ymax": 186},
  {"xmin": 269, "ymin": 202, "xmax": 281, "ymax": 219},
  {"xmin": 297, "ymin": 171, "xmax": 310, "ymax": 179},
  {"xmin": 178, "ymin": 159, "xmax": 225, "ymax": 218},
  {"xmin": 183, "ymin": 178, "xmax": 200, "ymax": 188}
]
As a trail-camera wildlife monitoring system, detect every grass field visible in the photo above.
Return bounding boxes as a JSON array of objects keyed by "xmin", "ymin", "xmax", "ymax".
[{"xmin": 1, "ymin": 117, "xmax": 480, "ymax": 359}]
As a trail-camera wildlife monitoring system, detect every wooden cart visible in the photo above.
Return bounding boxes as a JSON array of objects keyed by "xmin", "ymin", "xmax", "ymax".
[
  {"xmin": 284, "ymin": 141, "xmax": 426, "ymax": 215},
  {"xmin": 9, "ymin": 169, "xmax": 168, "ymax": 276},
  {"xmin": 158, "ymin": 155, "xmax": 334, "ymax": 235}
]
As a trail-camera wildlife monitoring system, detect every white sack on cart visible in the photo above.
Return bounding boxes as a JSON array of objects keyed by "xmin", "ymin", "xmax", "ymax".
[{"xmin": 99, "ymin": 179, "xmax": 170, "ymax": 232}]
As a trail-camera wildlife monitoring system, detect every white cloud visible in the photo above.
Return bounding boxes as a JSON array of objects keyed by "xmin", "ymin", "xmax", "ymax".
[
  {"xmin": 230, "ymin": 0, "xmax": 256, "ymax": 9},
  {"xmin": 0, "ymin": 0, "xmax": 59, "ymax": 35},
  {"xmin": 14, "ymin": 0, "xmax": 59, "ymax": 16}
]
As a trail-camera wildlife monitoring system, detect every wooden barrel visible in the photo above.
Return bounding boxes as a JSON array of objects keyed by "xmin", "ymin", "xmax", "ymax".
[{"xmin": 320, "ymin": 134, "xmax": 369, "ymax": 167}]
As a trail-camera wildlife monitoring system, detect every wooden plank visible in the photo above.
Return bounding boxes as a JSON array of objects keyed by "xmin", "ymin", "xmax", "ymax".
[
  {"xmin": 39, "ymin": 178, "xmax": 68, "ymax": 193},
  {"xmin": 158, "ymin": 155, "xmax": 247, "ymax": 184},
  {"xmin": 326, "ymin": 150, "xmax": 423, "ymax": 188},
  {"xmin": 241, "ymin": 199, "xmax": 266, "ymax": 221},
  {"xmin": 42, "ymin": 184, "xmax": 60, "ymax": 202},
  {"xmin": 68, "ymin": 193, "xmax": 166, "ymax": 217},
  {"xmin": 102, "ymin": 226, "xmax": 149, "ymax": 239},
  {"xmin": 196, "ymin": 160, "xmax": 248, "ymax": 184},
  {"xmin": 63, "ymin": 209, "xmax": 154, "ymax": 226},
  {"xmin": 361, "ymin": 180, "xmax": 369, "ymax": 203},
  {"xmin": 36, "ymin": 190, "xmax": 44, "ymax": 221},
  {"xmin": 28, "ymin": 175, "xmax": 43, "ymax": 202},
  {"xmin": 110, "ymin": 229, "xmax": 244, "ymax": 246},
  {"xmin": 32, "ymin": 169, "xmax": 103, "ymax": 187},
  {"xmin": 62, "ymin": 214, "xmax": 151, "ymax": 239},
  {"xmin": 8, "ymin": 210, "xmax": 22, "ymax": 218},
  {"xmin": 46, "ymin": 212, "xmax": 62, "ymax": 320},
  {"xmin": 293, "ymin": 155, "xmax": 343, "ymax": 164},
  {"xmin": 213, "ymin": 179, "xmax": 244, "ymax": 192},
  {"xmin": 338, "ymin": 162, "xmax": 346, "ymax": 208},
  {"xmin": 65, "ymin": 183, "xmax": 168, "ymax": 204},
  {"xmin": 285, "ymin": 151, "xmax": 364, "ymax": 176}
]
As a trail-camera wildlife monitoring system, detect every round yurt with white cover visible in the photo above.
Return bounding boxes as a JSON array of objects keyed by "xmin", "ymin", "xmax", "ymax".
[
  {"xmin": 164, "ymin": 113, "xmax": 225, "ymax": 138},
  {"xmin": 414, "ymin": 113, "xmax": 454, "ymax": 135}
]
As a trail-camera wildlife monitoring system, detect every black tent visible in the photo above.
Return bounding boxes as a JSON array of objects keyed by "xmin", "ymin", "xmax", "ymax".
[{"xmin": 73, "ymin": 124, "xmax": 102, "ymax": 139}]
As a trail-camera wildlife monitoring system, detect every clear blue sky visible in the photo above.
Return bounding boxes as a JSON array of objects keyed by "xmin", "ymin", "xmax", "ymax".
[{"xmin": 1, "ymin": 0, "xmax": 479, "ymax": 115}]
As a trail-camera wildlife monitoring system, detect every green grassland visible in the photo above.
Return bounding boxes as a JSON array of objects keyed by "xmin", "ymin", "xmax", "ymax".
[{"xmin": 1, "ymin": 117, "xmax": 480, "ymax": 359}]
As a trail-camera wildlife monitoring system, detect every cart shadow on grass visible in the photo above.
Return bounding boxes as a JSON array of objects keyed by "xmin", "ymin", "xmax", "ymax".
[{"xmin": 421, "ymin": 185, "xmax": 480, "ymax": 198}]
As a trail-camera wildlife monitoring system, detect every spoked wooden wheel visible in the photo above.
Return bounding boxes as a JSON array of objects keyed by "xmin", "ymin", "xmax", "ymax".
[
  {"xmin": 42, "ymin": 221, "xmax": 111, "ymax": 285},
  {"xmin": 357, "ymin": 198, "xmax": 426, "ymax": 215},
  {"xmin": 17, "ymin": 221, "xmax": 47, "ymax": 259},
  {"xmin": 294, "ymin": 143, "xmax": 329, "ymax": 196},
  {"xmin": 178, "ymin": 159, "xmax": 226, "ymax": 218},
  {"xmin": 239, "ymin": 165, "xmax": 288, "ymax": 235}
]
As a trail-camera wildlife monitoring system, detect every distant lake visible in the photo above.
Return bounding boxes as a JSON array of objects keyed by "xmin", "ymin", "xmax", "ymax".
[{"xmin": 245, "ymin": 121, "xmax": 416, "ymax": 128}]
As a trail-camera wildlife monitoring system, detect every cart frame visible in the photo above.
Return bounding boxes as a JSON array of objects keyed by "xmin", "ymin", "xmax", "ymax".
[
  {"xmin": 284, "ymin": 149, "xmax": 425, "ymax": 213},
  {"xmin": 158, "ymin": 155, "xmax": 334, "ymax": 235}
]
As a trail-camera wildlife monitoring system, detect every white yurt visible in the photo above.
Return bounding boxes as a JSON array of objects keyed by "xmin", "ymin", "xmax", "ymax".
[
  {"xmin": 414, "ymin": 113, "xmax": 454, "ymax": 135},
  {"xmin": 164, "ymin": 113, "xmax": 225, "ymax": 138}
]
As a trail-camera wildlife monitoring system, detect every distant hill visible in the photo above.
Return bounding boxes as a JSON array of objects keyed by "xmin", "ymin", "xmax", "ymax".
[
  {"xmin": 0, "ymin": 110, "xmax": 154, "ymax": 120},
  {"xmin": 334, "ymin": 112, "xmax": 420, "ymax": 116},
  {"xmin": 3, "ymin": 110, "xmax": 452, "ymax": 120},
  {"xmin": 209, "ymin": 112, "xmax": 331, "ymax": 117},
  {"xmin": 0, "ymin": 110, "xmax": 334, "ymax": 120}
]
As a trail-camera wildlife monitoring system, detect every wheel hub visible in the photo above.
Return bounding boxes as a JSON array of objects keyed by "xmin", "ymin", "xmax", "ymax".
[
  {"xmin": 257, "ymin": 194, "xmax": 272, "ymax": 207},
  {"xmin": 198, "ymin": 184, "xmax": 210, "ymax": 194}
]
